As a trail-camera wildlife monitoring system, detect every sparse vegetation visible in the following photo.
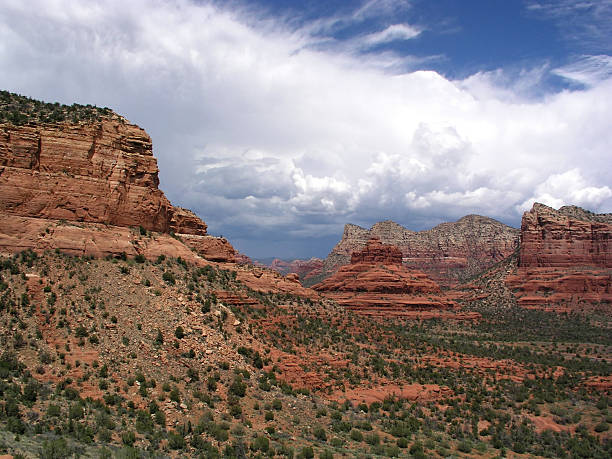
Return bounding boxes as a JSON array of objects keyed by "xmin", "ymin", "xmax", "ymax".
[
  {"xmin": 0, "ymin": 243, "xmax": 610, "ymax": 458},
  {"xmin": 0, "ymin": 90, "xmax": 115, "ymax": 125}
]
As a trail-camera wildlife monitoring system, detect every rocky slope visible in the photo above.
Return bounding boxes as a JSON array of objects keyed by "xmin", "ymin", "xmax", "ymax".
[
  {"xmin": 314, "ymin": 238, "xmax": 470, "ymax": 318},
  {"xmin": 5, "ymin": 249, "xmax": 608, "ymax": 458},
  {"xmin": 506, "ymin": 203, "xmax": 612, "ymax": 310},
  {"xmin": 0, "ymin": 93, "xmax": 235, "ymax": 262},
  {"xmin": 319, "ymin": 216, "xmax": 519, "ymax": 287}
]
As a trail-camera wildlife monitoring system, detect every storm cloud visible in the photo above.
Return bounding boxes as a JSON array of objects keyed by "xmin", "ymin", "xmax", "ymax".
[{"xmin": 1, "ymin": 0, "xmax": 611, "ymax": 257}]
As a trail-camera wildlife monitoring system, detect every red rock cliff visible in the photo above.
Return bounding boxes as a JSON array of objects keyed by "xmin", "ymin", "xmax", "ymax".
[
  {"xmin": 0, "ymin": 111, "xmax": 234, "ymax": 262},
  {"xmin": 518, "ymin": 203, "xmax": 612, "ymax": 268},
  {"xmin": 267, "ymin": 258, "xmax": 324, "ymax": 281},
  {"xmin": 506, "ymin": 203, "xmax": 612, "ymax": 310}
]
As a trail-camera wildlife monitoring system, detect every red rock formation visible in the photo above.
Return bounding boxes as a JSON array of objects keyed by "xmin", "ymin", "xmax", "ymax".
[
  {"xmin": 0, "ymin": 94, "xmax": 325, "ymax": 300},
  {"xmin": 321, "ymin": 217, "xmax": 519, "ymax": 287},
  {"xmin": 0, "ymin": 214, "xmax": 204, "ymax": 263},
  {"xmin": 506, "ymin": 203, "xmax": 612, "ymax": 310},
  {"xmin": 0, "ymin": 114, "xmax": 235, "ymax": 262},
  {"xmin": 169, "ymin": 207, "xmax": 208, "ymax": 236},
  {"xmin": 0, "ymin": 120, "xmax": 186, "ymax": 233},
  {"xmin": 518, "ymin": 203, "xmax": 612, "ymax": 268},
  {"xmin": 266, "ymin": 257, "xmax": 324, "ymax": 281},
  {"xmin": 314, "ymin": 238, "xmax": 457, "ymax": 317},
  {"xmin": 234, "ymin": 252, "xmax": 253, "ymax": 265},
  {"xmin": 236, "ymin": 267, "xmax": 318, "ymax": 299},
  {"xmin": 178, "ymin": 234, "xmax": 235, "ymax": 263},
  {"xmin": 350, "ymin": 237, "xmax": 402, "ymax": 265}
]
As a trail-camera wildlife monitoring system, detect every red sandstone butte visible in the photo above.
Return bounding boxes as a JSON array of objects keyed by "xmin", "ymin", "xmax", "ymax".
[
  {"xmin": 0, "ymin": 116, "xmax": 234, "ymax": 262},
  {"xmin": 506, "ymin": 203, "xmax": 612, "ymax": 310},
  {"xmin": 314, "ymin": 237, "xmax": 458, "ymax": 317}
]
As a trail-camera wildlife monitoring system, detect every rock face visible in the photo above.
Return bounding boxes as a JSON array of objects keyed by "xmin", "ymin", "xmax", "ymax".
[
  {"xmin": 518, "ymin": 203, "xmax": 612, "ymax": 268},
  {"xmin": 0, "ymin": 110, "xmax": 234, "ymax": 262},
  {"xmin": 506, "ymin": 203, "xmax": 612, "ymax": 310},
  {"xmin": 0, "ymin": 214, "xmax": 214, "ymax": 264},
  {"xmin": 314, "ymin": 238, "xmax": 458, "ymax": 317},
  {"xmin": 350, "ymin": 238, "xmax": 402, "ymax": 265},
  {"xmin": 0, "ymin": 120, "xmax": 191, "ymax": 233},
  {"xmin": 320, "ymin": 216, "xmax": 519, "ymax": 287},
  {"xmin": 267, "ymin": 257, "xmax": 324, "ymax": 281}
]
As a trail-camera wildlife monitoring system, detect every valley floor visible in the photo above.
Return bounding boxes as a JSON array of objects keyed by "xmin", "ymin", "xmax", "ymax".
[{"xmin": 0, "ymin": 250, "xmax": 611, "ymax": 458}]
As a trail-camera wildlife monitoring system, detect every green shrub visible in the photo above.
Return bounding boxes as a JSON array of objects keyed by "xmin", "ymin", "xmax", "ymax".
[
  {"xmin": 154, "ymin": 329, "xmax": 163, "ymax": 346},
  {"xmin": 168, "ymin": 430, "xmax": 186, "ymax": 450},
  {"xmin": 121, "ymin": 430, "xmax": 136, "ymax": 447},
  {"xmin": 7, "ymin": 416, "xmax": 26, "ymax": 434},
  {"xmin": 135, "ymin": 410, "xmax": 154, "ymax": 433},
  {"xmin": 170, "ymin": 387, "xmax": 181, "ymax": 403},
  {"xmin": 162, "ymin": 271, "xmax": 176, "ymax": 285},
  {"xmin": 314, "ymin": 425, "xmax": 327, "ymax": 442},
  {"xmin": 155, "ymin": 410, "xmax": 166, "ymax": 426},
  {"xmin": 74, "ymin": 326, "xmax": 88, "ymax": 338},
  {"xmin": 457, "ymin": 440, "xmax": 472, "ymax": 453},
  {"xmin": 23, "ymin": 380, "xmax": 39, "ymax": 402},
  {"xmin": 251, "ymin": 436, "xmax": 269, "ymax": 452},
  {"xmin": 299, "ymin": 446, "xmax": 314, "ymax": 459},
  {"xmin": 69, "ymin": 403, "xmax": 84, "ymax": 420},
  {"xmin": 594, "ymin": 422, "xmax": 609, "ymax": 433},
  {"xmin": 229, "ymin": 377, "xmax": 247, "ymax": 397},
  {"xmin": 46, "ymin": 404, "xmax": 61, "ymax": 418},
  {"xmin": 40, "ymin": 437, "xmax": 70, "ymax": 458}
]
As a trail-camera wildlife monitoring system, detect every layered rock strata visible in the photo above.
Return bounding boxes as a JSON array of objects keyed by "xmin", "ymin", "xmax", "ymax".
[
  {"xmin": 0, "ymin": 116, "xmax": 235, "ymax": 262},
  {"xmin": 321, "ymin": 216, "xmax": 519, "ymax": 287},
  {"xmin": 0, "ymin": 91, "xmax": 317, "ymax": 299},
  {"xmin": 506, "ymin": 203, "xmax": 612, "ymax": 310},
  {"xmin": 314, "ymin": 238, "xmax": 457, "ymax": 316}
]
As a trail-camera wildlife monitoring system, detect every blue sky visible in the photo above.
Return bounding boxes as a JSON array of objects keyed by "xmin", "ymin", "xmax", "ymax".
[
  {"xmin": 243, "ymin": 0, "xmax": 610, "ymax": 83},
  {"xmin": 1, "ymin": 0, "xmax": 612, "ymax": 258},
  {"xmin": 250, "ymin": 0, "xmax": 563, "ymax": 73}
]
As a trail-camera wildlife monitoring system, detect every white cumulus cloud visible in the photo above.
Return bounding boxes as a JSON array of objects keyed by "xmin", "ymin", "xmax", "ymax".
[{"xmin": 519, "ymin": 169, "xmax": 612, "ymax": 212}]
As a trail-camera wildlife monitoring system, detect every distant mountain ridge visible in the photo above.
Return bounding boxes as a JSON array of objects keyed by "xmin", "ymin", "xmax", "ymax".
[{"xmin": 313, "ymin": 215, "xmax": 519, "ymax": 287}]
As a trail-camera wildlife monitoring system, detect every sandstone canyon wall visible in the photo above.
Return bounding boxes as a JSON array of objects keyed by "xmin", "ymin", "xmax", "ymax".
[
  {"xmin": 0, "ymin": 98, "xmax": 234, "ymax": 262},
  {"xmin": 506, "ymin": 203, "xmax": 612, "ymax": 310},
  {"xmin": 319, "ymin": 216, "xmax": 519, "ymax": 287}
]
